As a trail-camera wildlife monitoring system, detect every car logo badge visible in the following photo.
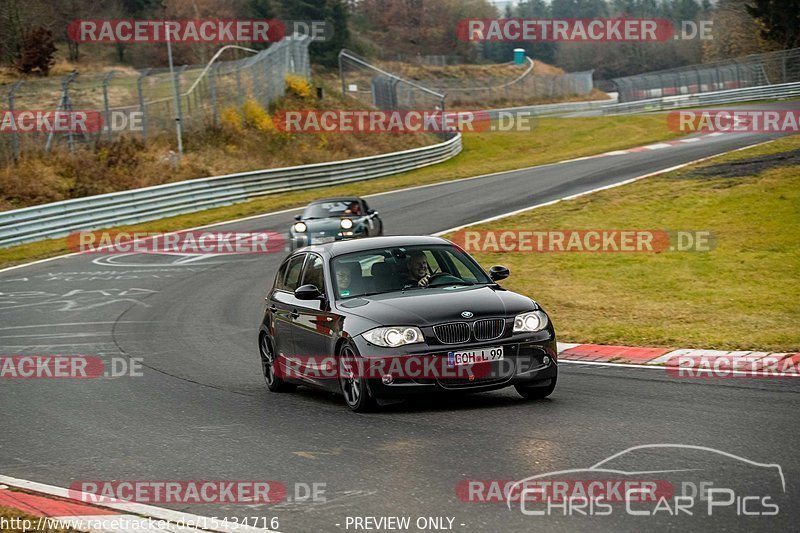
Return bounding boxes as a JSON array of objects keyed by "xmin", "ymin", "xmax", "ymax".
[{"xmin": 461, "ymin": 311, "xmax": 473, "ymax": 318}]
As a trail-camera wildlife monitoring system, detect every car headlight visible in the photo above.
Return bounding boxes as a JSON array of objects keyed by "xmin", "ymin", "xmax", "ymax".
[
  {"xmin": 340, "ymin": 218, "xmax": 353, "ymax": 230},
  {"xmin": 513, "ymin": 310, "xmax": 549, "ymax": 333},
  {"xmin": 363, "ymin": 326, "xmax": 424, "ymax": 347},
  {"xmin": 293, "ymin": 222, "xmax": 307, "ymax": 233}
]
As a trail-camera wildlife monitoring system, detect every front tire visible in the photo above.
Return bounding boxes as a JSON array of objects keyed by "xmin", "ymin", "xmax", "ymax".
[
  {"xmin": 515, "ymin": 376, "xmax": 557, "ymax": 400},
  {"xmin": 260, "ymin": 334, "xmax": 296, "ymax": 393},
  {"xmin": 338, "ymin": 344, "xmax": 377, "ymax": 412}
]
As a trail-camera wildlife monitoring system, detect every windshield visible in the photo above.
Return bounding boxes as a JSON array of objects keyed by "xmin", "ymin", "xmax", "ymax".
[
  {"xmin": 303, "ymin": 200, "xmax": 362, "ymax": 218},
  {"xmin": 331, "ymin": 244, "xmax": 492, "ymax": 299}
]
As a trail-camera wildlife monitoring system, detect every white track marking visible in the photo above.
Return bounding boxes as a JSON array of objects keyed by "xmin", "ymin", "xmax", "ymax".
[{"xmin": 432, "ymin": 139, "xmax": 777, "ymax": 236}]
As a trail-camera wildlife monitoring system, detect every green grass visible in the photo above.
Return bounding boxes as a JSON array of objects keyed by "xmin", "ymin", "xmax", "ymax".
[
  {"xmin": 0, "ymin": 114, "xmax": 681, "ymax": 269},
  {"xmin": 447, "ymin": 135, "xmax": 800, "ymax": 351}
]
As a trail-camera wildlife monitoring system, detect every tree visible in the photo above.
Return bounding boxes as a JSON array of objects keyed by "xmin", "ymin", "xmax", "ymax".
[
  {"xmin": 746, "ymin": 0, "xmax": 800, "ymax": 49},
  {"xmin": 703, "ymin": 0, "xmax": 765, "ymax": 60},
  {"xmin": 280, "ymin": 0, "xmax": 350, "ymax": 66},
  {"xmin": 17, "ymin": 25, "xmax": 56, "ymax": 75}
]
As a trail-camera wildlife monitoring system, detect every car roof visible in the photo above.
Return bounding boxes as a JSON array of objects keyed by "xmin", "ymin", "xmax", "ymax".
[
  {"xmin": 301, "ymin": 236, "xmax": 452, "ymax": 257},
  {"xmin": 306, "ymin": 197, "xmax": 363, "ymax": 205}
]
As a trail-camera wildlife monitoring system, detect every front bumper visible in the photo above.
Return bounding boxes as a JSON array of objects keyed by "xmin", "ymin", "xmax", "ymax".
[
  {"xmin": 350, "ymin": 332, "xmax": 557, "ymax": 398},
  {"xmin": 290, "ymin": 229, "xmax": 365, "ymax": 249}
]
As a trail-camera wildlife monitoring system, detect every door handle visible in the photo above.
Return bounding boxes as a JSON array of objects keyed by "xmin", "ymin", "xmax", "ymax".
[{"xmin": 290, "ymin": 310, "xmax": 300, "ymax": 319}]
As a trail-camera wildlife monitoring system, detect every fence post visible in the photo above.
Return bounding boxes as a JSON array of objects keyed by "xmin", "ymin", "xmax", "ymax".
[
  {"xmin": 338, "ymin": 50, "xmax": 347, "ymax": 95},
  {"xmin": 102, "ymin": 71, "xmax": 115, "ymax": 143},
  {"xmin": 175, "ymin": 65, "xmax": 188, "ymax": 134},
  {"xmin": 137, "ymin": 69, "xmax": 151, "ymax": 140},
  {"xmin": 7, "ymin": 81, "xmax": 23, "ymax": 161},
  {"xmin": 209, "ymin": 63, "xmax": 219, "ymax": 126},
  {"xmin": 236, "ymin": 66, "xmax": 244, "ymax": 107},
  {"xmin": 45, "ymin": 72, "xmax": 78, "ymax": 153}
]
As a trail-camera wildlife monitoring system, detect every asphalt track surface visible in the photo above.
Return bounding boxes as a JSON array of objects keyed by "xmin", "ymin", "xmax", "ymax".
[{"xmin": 1, "ymin": 115, "xmax": 798, "ymax": 532}]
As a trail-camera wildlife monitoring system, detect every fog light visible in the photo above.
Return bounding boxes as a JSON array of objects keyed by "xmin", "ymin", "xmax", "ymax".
[
  {"xmin": 543, "ymin": 355, "xmax": 551, "ymax": 366},
  {"xmin": 382, "ymin": 374, "xmax": 394, "ymax": 385}
]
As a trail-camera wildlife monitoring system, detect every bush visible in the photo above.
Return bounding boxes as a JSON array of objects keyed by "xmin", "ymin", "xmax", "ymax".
[
  {"xmin": 285, "ymin": 75, "xmax": 313, "ymax": 99},
  {"xmin": 242, "ymin": 98, "xmax": 275, "ymax": 132},
  {"xmin": 17, "ymin": 26, "xmax": 57, "ymax": 76},
  {"xmin": 220, "ymin": 106, "xmax": 243, "ymax": 133}
]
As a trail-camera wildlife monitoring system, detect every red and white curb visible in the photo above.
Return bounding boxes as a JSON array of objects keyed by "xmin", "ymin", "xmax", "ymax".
[
  {"xmin": 586, "ymin": 132, "xmax": 727, "ymax": 159},
  {"xmin": 0, "ymin": 476, "xmax": 277, "ymax": 533},
  {"xmin": 556, "ymin": 342, "xmax": 800, "ymax": 377}
]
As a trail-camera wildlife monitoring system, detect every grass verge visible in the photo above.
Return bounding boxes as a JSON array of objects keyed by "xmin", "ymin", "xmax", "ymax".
[
  {"xmin": 0, "ymin": 114, "xmax": 681, "ymax": 269},
  {"xmin": 446, "ymin": 135, "xmax": 800, "ymax": 351}
]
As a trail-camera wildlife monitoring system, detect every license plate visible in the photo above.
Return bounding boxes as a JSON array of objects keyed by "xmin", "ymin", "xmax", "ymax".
[
  {"xmin": 315, "ymin": 236, "xmax": 335, "ymax": 244},
  {"xmin": 448, "ymin": 346, "xmax": 504, "ymax": 367}
]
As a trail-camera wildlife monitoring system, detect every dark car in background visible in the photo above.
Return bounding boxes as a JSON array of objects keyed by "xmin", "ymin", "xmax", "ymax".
[
  {"xmin": 258, "ymin": 236, "xmax": 557, "ymax": 412},
  {"xmin": 289, "ymin": 197, "xmax": 383, "ymax": 250}
]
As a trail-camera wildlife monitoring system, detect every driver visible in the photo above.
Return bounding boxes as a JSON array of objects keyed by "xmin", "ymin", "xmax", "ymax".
[
  {"xmin": 404, "ymin": 250, "xmax": 432, "ymax": 287},
  {"xmin": 344, "ymin": 201, "xmax": 361, "ymax": 215}
]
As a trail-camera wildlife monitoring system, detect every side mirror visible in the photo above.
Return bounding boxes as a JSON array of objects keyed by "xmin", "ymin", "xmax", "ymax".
[
  {"xmin": 294, "ymin": 214, "xmax": 302, "ymax": 221},
  {"xmin": 367, "ymin": 209, "xmax": 377, "ymax": 216},
  {"xmin": 295, "ymin": 284, "xmax": 322, "ymax": 300},
  {"xmin": 489, "ymin": 265, "xmax": 510, "ymax": 282}
]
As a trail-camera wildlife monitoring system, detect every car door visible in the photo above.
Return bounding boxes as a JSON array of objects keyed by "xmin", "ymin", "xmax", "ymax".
[
  {"xmin": 291, "ymin": 253, "xmax": 340, "ymax": 391},
  {"xmin": 268, "ymin": 253, "xmax": 307, "ymax": 364}
]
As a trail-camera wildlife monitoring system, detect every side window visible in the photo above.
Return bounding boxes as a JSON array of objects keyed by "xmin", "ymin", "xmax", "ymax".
[
  {"xmin": 301, "ymin": 254, "xmax": 325, "ymax": 291},
  {"xmin": 274, "ymin": 259, "xmax": 290, "ymax": 291},
  {"xmin": 423, "ymin": 250, "xmax": 441, "ymax": 273},
  {"xmin": 283, "ymin": 254, "xmax": 307, "ymax": 292},
  {"xmin": 444, "ymin": 250, "xmax": 480, "ymax": 282}
]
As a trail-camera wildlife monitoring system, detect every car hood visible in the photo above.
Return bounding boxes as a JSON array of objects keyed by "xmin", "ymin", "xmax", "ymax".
[
  {"xmin": 338, "ymin": 285, "xmax": 537, "ymax": 327},
  {"xmin": 297, "ymin": 218, "xmax": 362, "ymax": 233}
]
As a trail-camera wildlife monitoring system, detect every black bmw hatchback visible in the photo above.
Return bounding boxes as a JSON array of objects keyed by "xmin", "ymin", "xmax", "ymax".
[{"xmin": 258, "ymin": 236, "xmax": 557, "ymax": 412}]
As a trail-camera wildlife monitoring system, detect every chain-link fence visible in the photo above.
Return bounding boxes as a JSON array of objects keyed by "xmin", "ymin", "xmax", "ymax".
[
  {"xmin": 1, "ymin": 36, "xmax": 311, "ymax": 165},
  {"xmin": 430, "ymin": 65, "xmax": 594, "ymax": 108},
  {"xmin": 613, "ymin": 47, "xmax": 800, "ymax": 102},
  {"xmin": 338, "ymin": 49, "xmax": 446, "ymax": 113}
]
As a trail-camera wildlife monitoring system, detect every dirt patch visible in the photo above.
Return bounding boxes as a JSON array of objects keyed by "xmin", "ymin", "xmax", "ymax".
[{"xmin": 682, "ymin": 148, "xmax": 800, "ymax": 179}]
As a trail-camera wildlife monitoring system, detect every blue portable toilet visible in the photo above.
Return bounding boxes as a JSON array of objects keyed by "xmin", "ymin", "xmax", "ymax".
[{"xmin": 513, "ymin": 48, "xmax": 526, "ymax": 65}]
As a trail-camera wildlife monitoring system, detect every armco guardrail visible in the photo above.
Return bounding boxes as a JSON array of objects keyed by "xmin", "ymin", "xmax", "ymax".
[
  {"xmin": 481, "ymin": 97, "xmax": 617, "ymax": 119},
  {"xmin": 0, "ymin": 133, "xmax": 461, "ymax": 248},
  {"xmin": 601, "ymin": 82, "xmax": 800, "ymax": 115}
]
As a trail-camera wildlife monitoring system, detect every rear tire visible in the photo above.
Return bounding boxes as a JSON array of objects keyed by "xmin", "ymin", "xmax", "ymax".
[
  {"xmin": 515, "ymin": 376, "xmax": 557, "ymax": 400},
  {"xmin": 260, "ymin": 334, "xmax": 296, "ymax": 393},
  {"xmin": 338, "ymin": 344, "xmax": 378, "ymax": 412}
]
